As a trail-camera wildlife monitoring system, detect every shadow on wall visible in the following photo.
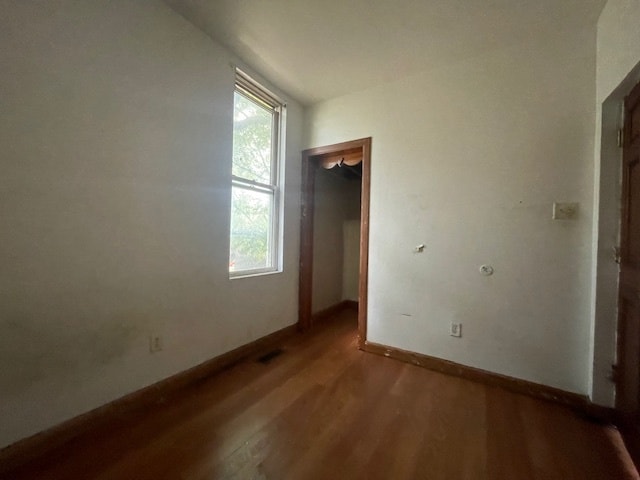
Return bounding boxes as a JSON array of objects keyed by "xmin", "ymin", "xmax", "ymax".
[{"xmin": 0, "ymin": 317, "xmax": 143, "ymax": 396}]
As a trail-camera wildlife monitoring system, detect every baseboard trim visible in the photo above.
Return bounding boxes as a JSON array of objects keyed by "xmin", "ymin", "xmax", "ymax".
[
  {"xmin": 363, "ymin": 341, "xmax": 615, "ymax": 423},
  {"xmin": 0, "ymin": 323, "xmax": 297, "ymax": 475},
  {"xmin": 311, "ymin": 300, "xmax": 358, "ymax": 324}
]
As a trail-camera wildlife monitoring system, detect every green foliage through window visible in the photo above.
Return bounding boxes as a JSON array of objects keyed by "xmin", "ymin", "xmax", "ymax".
[{"xmin": 229, "ymin": 73, "xmax": 282, "ymax": 275}]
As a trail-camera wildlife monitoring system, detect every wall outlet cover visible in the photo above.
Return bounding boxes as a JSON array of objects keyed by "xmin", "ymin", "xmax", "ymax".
[
  {"xmin": 149, "ymin": 335, "xmax": 163, "ymax": 353},
  {"xmin": 450, "ymin": 323, "xmax": 462, "ymax": 338},
  {"xmin": 553, "ymin": 202, "xmax": 579, "ymax": 220}
]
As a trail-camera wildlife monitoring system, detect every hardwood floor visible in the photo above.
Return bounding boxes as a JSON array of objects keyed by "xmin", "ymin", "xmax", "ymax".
[{"xmin": 2, "ymin": 310, "xmax": 638, "ymax": 479}]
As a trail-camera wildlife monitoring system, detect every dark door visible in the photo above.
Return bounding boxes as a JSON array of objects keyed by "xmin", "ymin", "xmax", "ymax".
[{"xmin": 617, "ymin": 81, "xmax": 640, "ymax": 433}]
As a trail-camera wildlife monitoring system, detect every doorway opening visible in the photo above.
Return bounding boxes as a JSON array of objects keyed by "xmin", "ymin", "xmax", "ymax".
[{"xmin": 298, "ymin": 138, "xmax": 371, "ymax": 348}]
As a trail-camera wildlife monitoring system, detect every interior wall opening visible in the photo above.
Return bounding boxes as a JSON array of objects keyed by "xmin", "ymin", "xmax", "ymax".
[
  {"xmin": 298, "ymin": 138, "xmax": 372, "ymax": 346},
  {"xmin": 311, "ymin": 159, "xmax": 362, "ymax": 317}
]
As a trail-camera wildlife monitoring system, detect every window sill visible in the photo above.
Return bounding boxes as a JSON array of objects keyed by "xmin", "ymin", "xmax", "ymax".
[{"xmin": 229, "ymin": 269, "xmax": 282, "ymax": 280}]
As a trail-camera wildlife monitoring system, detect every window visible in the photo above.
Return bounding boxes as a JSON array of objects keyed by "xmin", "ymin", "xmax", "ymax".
[{"xmin": 229, "ymin": 70, "xmax": 284, "ymax": 276}]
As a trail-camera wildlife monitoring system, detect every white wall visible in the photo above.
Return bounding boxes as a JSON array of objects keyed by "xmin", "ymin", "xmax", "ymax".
[
  {"xmin": 343, "ymin": 221, "xmax": 361, "ymax": 301},
  {"xmin": 343, "ymin": 182, "xmax": 361, "ymax": 302},
  {"xmin": 0, "ymin": 0, "xmax": 302, "ymax": 448},
  {"xmin": 591, "ymin": 0, "xmax": 640, "ymax": 406},
  {"xmin": 596, "ymin": 0, "xmax": 640, "ymax": 102},
  {"xmin": 306, "ymin": 26, "xmax": 597, "ymax": 395},
  {"xmin": 312, "ymin": 170, "xmax": 360, "ymax": 312}
]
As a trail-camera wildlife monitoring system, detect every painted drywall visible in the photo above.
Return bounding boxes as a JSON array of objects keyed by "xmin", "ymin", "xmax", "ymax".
[
  {"xmin": 591, "ymin": 0, "xmax": 640, "ymax": 406},
  {"xmin": 164, "ymin": 0, "xmax": 607, "ymax": 105},
  {"xmin": 305, "ymin": 26, "xmax": 597, "ymax": 395},
  {"xmin": 0, "ymin": 0, "xmax": 302, "ymax": 448},
  {"xmin": 312, "ymin": 170, "xmax": 360, "ymax": 313},
  {"xmin": 343, "ymin": 222, "xmax": 361, "ymax": 302},
  {"xmin": 596, "ymin": 0, "xmax": 640, "ymax": 103},
  {"xmin": 343, "ymin": 182, "xmax": 361, "ymax": 302}
]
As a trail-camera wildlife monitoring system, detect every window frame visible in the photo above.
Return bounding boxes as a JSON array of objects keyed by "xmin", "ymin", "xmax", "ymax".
[{"xmin": 229, "ymin": 69, "xmax": 285, "ymax": 278}]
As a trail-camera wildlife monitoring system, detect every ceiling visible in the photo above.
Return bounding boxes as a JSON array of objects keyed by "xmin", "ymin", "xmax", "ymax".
[{"xmin": 165, "ymin": 0, "xmax": 607, "ymax": 106}]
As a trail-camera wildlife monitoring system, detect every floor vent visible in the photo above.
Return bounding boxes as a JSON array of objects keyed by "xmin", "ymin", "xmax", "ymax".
[{"xmin": 257, "ymin": 348, "xmax": 284, "ymax": 364}]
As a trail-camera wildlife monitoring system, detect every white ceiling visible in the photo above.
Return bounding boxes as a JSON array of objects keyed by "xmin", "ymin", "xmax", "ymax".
[{"xmin": 165, "ymin": 0, "xmax": 607, "ymax": 105}]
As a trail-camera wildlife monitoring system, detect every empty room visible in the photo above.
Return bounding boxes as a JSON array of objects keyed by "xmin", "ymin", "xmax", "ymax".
[{"xmin": 2, "ymin": 0, "xmax": 640, "ymax": 478}]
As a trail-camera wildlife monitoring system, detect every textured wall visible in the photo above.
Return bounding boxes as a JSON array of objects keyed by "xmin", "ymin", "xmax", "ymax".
[
  {"xmin": 306, "ymin": 26, "xmax": 597, "ymax": 395},
  {"xmin": 591, "ymin": 0, "xmax": 640, "ymax": 406},
  {"xmin": 0, "ymin": 0, "xmax": 302, "ymax": 448}
]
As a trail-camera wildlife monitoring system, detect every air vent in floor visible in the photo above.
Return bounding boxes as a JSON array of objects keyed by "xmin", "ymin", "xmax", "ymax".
[{"xmin": 257, "ymin": 348, "xmax": 284, "ymax": 364}]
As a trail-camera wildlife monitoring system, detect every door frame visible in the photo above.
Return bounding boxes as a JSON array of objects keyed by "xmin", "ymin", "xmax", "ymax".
[{"xmin": 298, "ymin": 137, "xmax": 372, "ymax": 348}]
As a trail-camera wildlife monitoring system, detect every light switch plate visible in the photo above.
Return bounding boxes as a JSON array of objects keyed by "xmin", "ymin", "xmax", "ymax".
[{"xmin": 553, "ymin": 202, "xmax": 579, "ymax": 220}]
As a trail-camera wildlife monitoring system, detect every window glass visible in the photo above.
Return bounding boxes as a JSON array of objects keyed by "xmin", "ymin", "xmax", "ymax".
[
  {"xmin": 232, "ymin": 92, "xmax": 273, "ymax": 185},
  {"xmin": 229, "ymin": 71, "xmax": 283, "ymax": 277},
  {"xmin": 229, "ymin": 186, "xmax": 273, "ymax": 272}
]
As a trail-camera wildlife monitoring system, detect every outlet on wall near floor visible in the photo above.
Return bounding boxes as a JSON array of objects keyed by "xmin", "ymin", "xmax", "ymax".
[
  {"xmin": 149, "ymin": 335, "xmax": 163, "ymax": 353},
  {"xmin": 552, "ymin": 202, "xmax": 579, "ymax": 220},
  {"xmin": 450, "ymin": 323, "xmax": 462, "ymax": 338}
]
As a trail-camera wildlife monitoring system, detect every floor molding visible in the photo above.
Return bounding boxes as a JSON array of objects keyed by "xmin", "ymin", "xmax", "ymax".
[
  {"xmin": 363, "ymin": 341, "xmax": 615, "ymax": 423},
  {"xmin": 0, "ymin": 323, "xmax": 297, "ymax": 475}
]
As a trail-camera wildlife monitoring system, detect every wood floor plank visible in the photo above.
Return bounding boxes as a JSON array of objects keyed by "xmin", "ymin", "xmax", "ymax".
[{"xmin": 2, "ymin": 309, "xmax": 637, "ymax": 480}]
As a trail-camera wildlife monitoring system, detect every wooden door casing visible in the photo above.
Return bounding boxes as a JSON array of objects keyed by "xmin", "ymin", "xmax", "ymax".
[{"xmin": 298, "ymin": 138, "xmax": 371, "ymax": 348}]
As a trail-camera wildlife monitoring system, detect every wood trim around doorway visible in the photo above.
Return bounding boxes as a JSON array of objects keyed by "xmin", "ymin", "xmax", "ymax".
[{"xmin": 298, "ymin": 137, "xmax": 371, "ymax": 348}]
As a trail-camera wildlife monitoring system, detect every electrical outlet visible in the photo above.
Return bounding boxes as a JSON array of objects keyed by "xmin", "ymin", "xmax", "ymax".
[
  {"xmin": 149, "ymin": 335, "xmax": 163, "ymax": 353},
  {"xmin": 553, "ymin": 202, "xmax": 579, "ymax": 220},
  {"xmin": 450, "ymin": 323, "xmax": 462, "ymax": 338}
]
